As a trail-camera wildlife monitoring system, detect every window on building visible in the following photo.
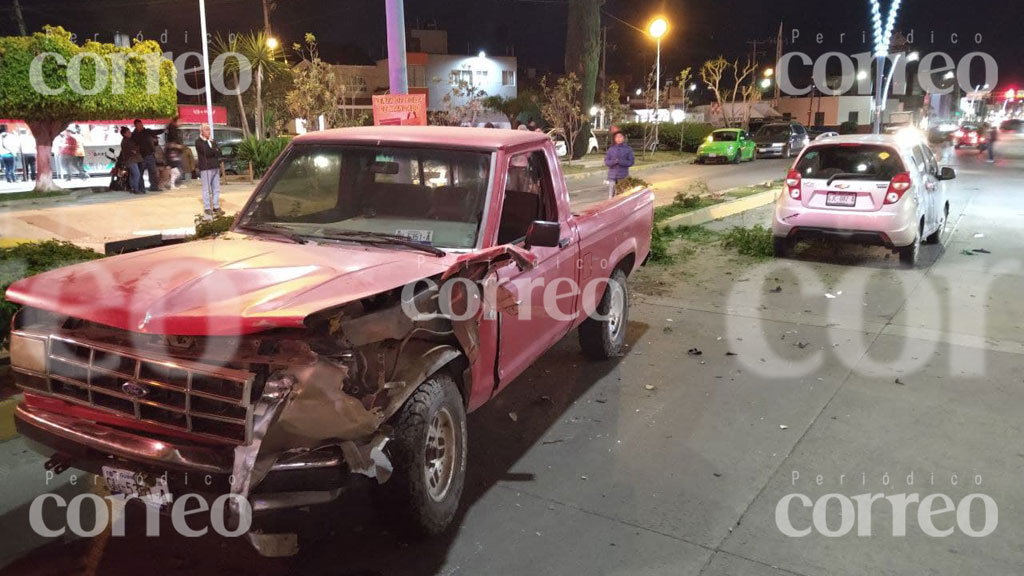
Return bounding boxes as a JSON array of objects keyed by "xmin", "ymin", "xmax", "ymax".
[
  {"xmin": 409, "ymin": 66, "xmax": 427, "ymax": 88},
  {"xmin": 502, "ymin": 70, "xmax": 516, "ymax": 87},
  {"xmin": 474, "ymin": 69, "xmax": 489, "ymax": 86},
  {"xmin": 848, "ymin": 111, "xmax": 860, "ymax": 124},
  {"xmin": 814, "ymin": 112, "xmax": 825, "ymax": 127},
  {"xmin": 450, "ymin": 69, "xmax": 472, "ymax": 86}
]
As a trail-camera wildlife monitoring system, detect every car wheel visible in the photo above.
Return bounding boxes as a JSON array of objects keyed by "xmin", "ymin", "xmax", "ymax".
[
  {"xmin": 579, "ymin": 268, "xmax": 629, "ymax": 360},
  {"xmin": 926, "ymin": 203, "xmax": 950, "ymax": 244},
  {"xmin": 732, "ymin": 151, "xmax": 741, "ymax": 164},
  {"xmin": 696, "ymin": 157, "xmax": 705, "ymax": 165},
  {"xmin": 773, "ymin": 236, "xmax": 793, "ymax": 258},
  {"xmin": 376, "ymin": 372, "xmax": 467, "ymax": 536},
  {"xmin": 898, "ymin": 223, "xmax": 923, "ymax": 267}
]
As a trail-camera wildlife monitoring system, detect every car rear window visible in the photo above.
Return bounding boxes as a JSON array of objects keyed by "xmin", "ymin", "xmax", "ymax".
[
  {"xmin": 711, "ymin": 131, "xmax": 738, "ymax": 142},
  {"xmin": 756, "ymin": 125, "xmax": 790, "ymax": 139},
  {"xmin": 795, "ymin": 145, "xmax": 906, "ymax": 181}
]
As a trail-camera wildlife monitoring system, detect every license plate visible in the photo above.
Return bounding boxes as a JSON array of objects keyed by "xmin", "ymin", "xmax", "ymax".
[
  {"xmin": 826, "ymin": 192, "xmax": 858, "ymax": 207},
  {"xmin": 708, "ymin": 153, "xmax": 717, "ymax": 158},
  {"xmin": 102, "ymin": 466, "xmax": 173, "ymax": 507},
  {"xmin": 759, "ymin": 148, "xmax": 770, "ymax": 153}
]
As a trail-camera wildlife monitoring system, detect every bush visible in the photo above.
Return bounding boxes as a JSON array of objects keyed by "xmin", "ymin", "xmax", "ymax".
[
  {"xmin": 1, "ymin": 241, "xmax": 103, "ymax": 347},
  {"xmin": 721, "ymin": 225, "xmax": 775, "ymax": 258},
  {"xmin": 192, "ymin": 213, "xmax": 237, "ymax": 239},
  {"xmin": 839, "ymin": 121, "xmax": 859, "ymax": 135},
  {"xmin": 616, "ymin": 122, "xmax": 714, "ymax": 152},
  {"xmin": 648, "ymin": 225, "xmax": 672, "ymax": 263},
  {"xmin": 237, "ymin": 136, "xmax": 291, "ymax": 177}
]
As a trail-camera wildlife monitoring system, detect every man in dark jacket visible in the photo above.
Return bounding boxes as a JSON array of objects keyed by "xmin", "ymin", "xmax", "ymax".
[
  {"xmin": 604, "ymin": 131, "xmax": 635, "ymax": 198},
  {"xmin": 133, "ymin": 119, "xmax": 164, "ymax": 192},
  {"xmin": 195, "ymin": 123, "xmax": 223, "ymax": 216},
  {"xmin": 119, "ymin": 127, "xmax": 144, "ymax": 194}
]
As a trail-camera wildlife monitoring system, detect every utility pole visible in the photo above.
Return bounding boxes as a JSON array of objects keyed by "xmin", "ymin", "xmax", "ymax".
[
  {"xmin": 12, "ymin": 0, "xmax": 26, "ymax": 36},
  {"xmin": 774, "ymin": 22, "xmax": 783, "ymax": 103},
  {"xmin": 600, "ymin": 26, "xmax": 608, "ymax": 92},
  {"xmin": 385, "ymin": 0, "xmax": 409, "ymax": 95}
]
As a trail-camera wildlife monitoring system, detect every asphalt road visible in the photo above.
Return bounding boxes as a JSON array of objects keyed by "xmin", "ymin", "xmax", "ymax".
[{"xmin": 2, "ymin": 147, "xmax": 1023, "ymax": 575}]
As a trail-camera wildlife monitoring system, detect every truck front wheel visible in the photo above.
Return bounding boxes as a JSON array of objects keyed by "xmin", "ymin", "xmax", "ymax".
[
  {"xmin": 579, "ymin": 268, "xmax": 629, "ymax": 360},
  {"xmin": 377, "ymin": 373, "xmax": 467, "ymax": 536}
]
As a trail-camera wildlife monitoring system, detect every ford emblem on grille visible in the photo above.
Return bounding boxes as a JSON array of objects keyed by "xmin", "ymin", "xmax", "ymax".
[{"xmin": 122, "ymin": 381, "xmax": 149, "ymax": 398}]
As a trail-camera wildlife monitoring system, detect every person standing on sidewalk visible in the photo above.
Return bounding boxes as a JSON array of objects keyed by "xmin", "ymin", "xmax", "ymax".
[
  {"xmin": 0, "ymin": 125, "xmax": 17, "ymax": 183},
  {"xmin": 986, "ymin": 123, "xmax": 998, "ymax": 163},
  {"xmin": 164, "ymin": 116, "xmax": 184, "ymax": 188},
  {"xmin": 119, "ymin": 127, "xmax": 143, "ymax": 194},
  {"xmin": 60, "ymin": 130, "xmax": 88, "ymax": 180},
  {"xmin": 19, "ymin": 128, "xmax": 36, "ymax": 182},
  {"xmin": 604, "ymin": 131, "xmax": 635, "ymax": 199},
  {"xmin": 195, "ymin": 124, "xmax": 223, "ymax": 217},
  {"xmin": 132, "ymin": 119, "xmax": 164, "ymax": 192}
]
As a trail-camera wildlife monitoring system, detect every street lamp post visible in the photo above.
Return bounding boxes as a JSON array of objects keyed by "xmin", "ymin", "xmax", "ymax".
[
  {"xmin": 199, "ymin": 0, "xmax": 215, "ymax": 137},
  {"xmin": 648, "ymin": 17, "xmax": 668, "ymax": 146},
  {"xmin": 870, "ymin": 0, "xmax": 902, "ymax": 134}
]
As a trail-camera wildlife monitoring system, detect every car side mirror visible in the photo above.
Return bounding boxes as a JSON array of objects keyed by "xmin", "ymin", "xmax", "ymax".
[
  {"xmin": 938, "ymin": 166, "xmax": 957, "ymax": 181},
  {"xmin": 525, "ymin": 220, "xmax": 561, "ymax": 249}
]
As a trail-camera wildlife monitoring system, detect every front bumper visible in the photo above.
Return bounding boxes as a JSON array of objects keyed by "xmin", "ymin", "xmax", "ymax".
[
  {"xmin": 15, "ymin": 402, "xmax": 353, "ymax": 508},
  {"xmin": 755, "ymin": 145, "xmax": 785, "ymax": 157},
  {"xmin": 773, "ymin": 203, "xmax": 918, "ymax": 248}
]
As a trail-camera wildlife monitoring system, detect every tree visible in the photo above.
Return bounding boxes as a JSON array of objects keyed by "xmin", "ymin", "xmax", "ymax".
[
  {"xmin": 540, "ymin": 73, "xmax": 586, "ymax": 166},
  {"xmin": 287, "ymin": 34, "xmax": 366, "ymax": 131},
  {"xmin": 11, "ymin": 0, "xmax": 26, "ymax": 36},
  {"xmin": 700, "ymin": 56, "xmax": 757, "ymax": 127},
  {"xmin": 564, "ymin": 0, "xmax": 604, "ymax": 159},
  {"xmin": 238, "ymin": 31, "xmax": 287, "ymax": 139},
  {"xmin": 598, "ymin": 80, "xmax": 629, "ymax": 129},
  {"xmin": 482, "ymin": 94, "xmax": 539, "ymax": 128},
  {"xmin": 211, "ymin": 34, "xmax": 252, "ymax": 139},
  {"xmin": 435, "ymin": 73, "xmax": 487, "ymax": 126},
  {"xmin": 0, "ymin": 26, "xmax": 176, "ymax": 192}
]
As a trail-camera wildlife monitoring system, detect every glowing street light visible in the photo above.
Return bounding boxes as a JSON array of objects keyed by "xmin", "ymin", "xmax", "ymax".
[
  {"xmin": 760, "ymin": 78, "xmax": 772, "ymax": 89},
  {"xmin": 907, "ymin": 51, "xmax": 920, "ymax": 62},
  {"xmin": 648, "ymin": 17, "xmax": 669, "ymax": 123},
  {"xmin": 478, "ymin": 50, "xmax": 487, "ymax": 58},
  {"xmin": 763, "ymin": 68, "xmax": 774, "ymax": 78},
  {"xmin": 266, "ymin": 36, "xmax": 280, "ymax": 50},
  {"xmin": 648, "ymin": 17, "xmax": 668, "ymax": 39}
]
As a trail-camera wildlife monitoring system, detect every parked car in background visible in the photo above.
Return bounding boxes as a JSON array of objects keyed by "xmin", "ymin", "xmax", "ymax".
[
  {"xmin": 998, "ymin": 118, "xmax": 1024, "ymax": 157},
  {"xmin": 753, "ymin": 122, "xmax": 810, "ymax": 158},
  {"xmin": 952, "ymin": 123, "xmax": 985, "ymax": 149},
  {"xmin": 773, "ymin": 134, "xmax": 955, "ymax": 267},
  {"xmin": 217, "ymin": 139, "xmax": 244, "ymax": 175},
  {"xmin": 814, "ymin": 131, "xmax": 840, "ymax": 141},
  {"xmin": 549, "ymin": 129, "xmax": 600, "ymax": 157},
  {"xmin": 696, "ymin": 129, "xmax": 756, "ymax": 164}
]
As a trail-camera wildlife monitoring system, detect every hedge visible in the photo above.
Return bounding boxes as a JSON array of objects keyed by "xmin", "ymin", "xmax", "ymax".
[{"xmin": 616, "ymin": 122, "xmax": 715, "ymax": 153}]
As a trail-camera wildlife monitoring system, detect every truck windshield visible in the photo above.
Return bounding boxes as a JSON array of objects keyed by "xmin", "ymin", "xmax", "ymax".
[
  {"xmin": 795, "ymin": 145, "xmax": 906, "ymax": 181},
  {"xmin": 238, "ymin": 145, "xmax": 493, "ymax": 249}
]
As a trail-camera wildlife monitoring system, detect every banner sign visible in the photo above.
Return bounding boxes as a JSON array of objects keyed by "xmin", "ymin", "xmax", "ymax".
[{"xmin": 372, "ymin": 94, "xmax": 428, "ymax": 126}]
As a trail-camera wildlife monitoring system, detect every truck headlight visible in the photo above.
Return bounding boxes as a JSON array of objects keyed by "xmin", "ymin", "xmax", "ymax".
[{"xmin": 10, "ymin": 333, "xmax": 47, "ymax": 374}]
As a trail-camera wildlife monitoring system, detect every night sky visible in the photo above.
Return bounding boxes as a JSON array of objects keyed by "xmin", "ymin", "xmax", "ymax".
[{"xmin": 4, "ymin": 0, "xmax": 1022, "ymax": 91}]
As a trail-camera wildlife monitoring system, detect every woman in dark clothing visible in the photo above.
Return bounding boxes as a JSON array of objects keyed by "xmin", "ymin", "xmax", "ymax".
[{"xmin": 604, "ymin": 131, "xmax": 635, "ymax": 198}]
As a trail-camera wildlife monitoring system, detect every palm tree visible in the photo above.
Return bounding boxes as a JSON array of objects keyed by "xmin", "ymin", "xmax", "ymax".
[
  {"xmin": 211, "ymin": 34, "xmax": 252, "ymax": 139},
  {"xmin": 238, "ymin": 31, "xmax": 287, "ymax": 139}
]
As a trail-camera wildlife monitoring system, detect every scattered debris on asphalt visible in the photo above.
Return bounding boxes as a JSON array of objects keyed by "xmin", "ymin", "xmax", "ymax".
[
  {"xmin": 797, "ymin": 342, "xmax": 809, "ymax": 349},
  {"xmin": 961, "ymin": 249, "xmax": 976, "ymax": 256},
  {"xmin": 974, "ymin": 233, "xmax": 985, "ymax": 238},
  {"xmin": 644, "ymin": 384, "xmax": 656, "ymax": 391},
  {"xmin": 972, "ymin": 248, "xmax": 991, "ymax": 254},
  {"xmin": 713, "ymin": 472, "xmax": 723, "ymax": 478},
  {"xmin": 508, "ymin": 412, "xmax": 518, "ymax": 422},
  {"xmin": 769, "ymin": 286, "xmax": 783, "ymax": 293},
  {"xmin": 825, "ymin": 293, "xmax": 837, "ymax": 299},
  {"xmin": 895, "ymin": 378, "xmax": 906, "ymax": 386},
  {"xmin": 688, "ymin": 348, "xmax": 703, "ymax": 356},
  {"xmin": 779, "ymin": 425, "xmax": 789, "ymax": 430},
  {"xmin": 726, "ymin": 352, "xmax": 738, "ymax": 356}
]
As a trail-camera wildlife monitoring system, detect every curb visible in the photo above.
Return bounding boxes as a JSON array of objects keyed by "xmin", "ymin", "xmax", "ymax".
[
  {"xmin": 660, "ymin": 189, "xmax": 780, "ymax": 228},
  {"xmin": 562, "ymin": 158, "xmax": 692, "ymax": 181},
  {"xmin": 0, "ymin": 189, "xmax": 94, "ymax": 209},
  {"xmin": 0, "ymin": 394, "xmax": 21, "ymax": 442}
]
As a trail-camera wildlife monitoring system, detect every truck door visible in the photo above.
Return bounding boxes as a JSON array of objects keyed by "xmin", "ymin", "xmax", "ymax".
[{"xmin": 492, "ymin": 148, "xmax": 580, "ymax": 392}]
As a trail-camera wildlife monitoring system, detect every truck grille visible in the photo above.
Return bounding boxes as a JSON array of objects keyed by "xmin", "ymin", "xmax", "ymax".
[{"xmin": 32, "ymin": 335, "xmax": 254, "ymax": 445}]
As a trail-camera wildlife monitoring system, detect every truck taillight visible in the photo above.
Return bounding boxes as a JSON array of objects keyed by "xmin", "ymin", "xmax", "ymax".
[
  {"xmin": 785, "ymin": 170, "xmax": 802, "ymax": 200},
  {"xmin": 884, "ymin": 172, "xmax": 912, "ymax": 204}
]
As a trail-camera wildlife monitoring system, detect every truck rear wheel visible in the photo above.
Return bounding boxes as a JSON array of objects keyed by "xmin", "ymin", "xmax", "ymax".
[
  {"xmin": 376, "ymin": 373, "xmax": 467, "ymax": 536},
  {"xmin": 579, "ymin": 268, "xmax": 629, "ymax": 360}
]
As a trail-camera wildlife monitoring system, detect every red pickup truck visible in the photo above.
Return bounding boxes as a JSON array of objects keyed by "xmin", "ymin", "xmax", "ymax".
[{"xmin": 6, "ymin": 126, "xmax": 652, "ymax": 553}]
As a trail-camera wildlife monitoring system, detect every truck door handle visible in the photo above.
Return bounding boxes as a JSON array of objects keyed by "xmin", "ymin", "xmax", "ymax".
[{"xmin": 559, "ymin": 238, "xmax": 571, "ymax": 249}]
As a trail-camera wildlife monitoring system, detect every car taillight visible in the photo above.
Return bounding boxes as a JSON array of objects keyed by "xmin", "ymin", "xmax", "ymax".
[
  {"xmin": 954, "ymin": 130, "xmax": 964, "ymax": 138},
  {"xmin": 884, "ymin": 172, "xmax": 912, "ymax": 204},
  {"xmin": 785, "ymin": 170, "xmax": 801, "ymax": 200}
]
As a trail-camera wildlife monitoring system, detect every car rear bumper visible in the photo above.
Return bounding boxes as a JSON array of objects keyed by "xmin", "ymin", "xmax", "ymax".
[
  {"xmin": 755, "ymin": 147, "xmax": 785, "ymax": 157},
  {"xmin": 773, "ymin": 204, "xmax": 918, "ymax": 247}
]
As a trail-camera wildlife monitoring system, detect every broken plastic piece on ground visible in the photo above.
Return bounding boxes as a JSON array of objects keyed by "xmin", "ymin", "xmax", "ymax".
[
  {"xmin": 825, "ymin": 293, "xmax": 837, "ymax": 299},
  {"xmin": 688, "ymin": 348, "xmax": 703, "ymax": 356},
  {"xmin": 509, "ymin": 412, "xmax": 518, "ymax": 422},
  {"xmin": 895, "ymin": 378, "xmax": 906, "ymax": 386},
  {"xmin": 972, "ymin": 248, "xmax": 991, "ymax": 254},
  {"xmin": 769, "ymin": 286, "xmax": 783, "ymax": 293},
  {"xmin": 644, "ymin": 384, "xmax": 656, "ymax": 390},
  {"xmin": 779, "ymin": 425, "xmax": 789, "ymax": 430}
]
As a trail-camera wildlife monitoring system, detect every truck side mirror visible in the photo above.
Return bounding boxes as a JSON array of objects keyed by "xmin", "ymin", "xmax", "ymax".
[
  {"xmin": 525, "ymin": 221, "xmax": 561, "ymax": 249},
  {"xmin": 938, "ymin": 166, "xmax": 957, "ymax": 181}
]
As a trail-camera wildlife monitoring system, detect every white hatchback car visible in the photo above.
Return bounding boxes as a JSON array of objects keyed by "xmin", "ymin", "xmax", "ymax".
[{"xmin": 772, "ymin": 134, "xmax": 955, "ymax": 267}]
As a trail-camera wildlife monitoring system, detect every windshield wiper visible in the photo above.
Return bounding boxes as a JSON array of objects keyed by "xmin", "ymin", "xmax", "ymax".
[
  {"xmin": 238, "ymin": 223, "xmax": 308, "ymax": 244},
  {"xmin": 319, "ymin": 231, "xmax": 446, "ymax": 257},
  {"xmin": 826, "ymin": 173, "xmax": 877, "ymax": 186}
]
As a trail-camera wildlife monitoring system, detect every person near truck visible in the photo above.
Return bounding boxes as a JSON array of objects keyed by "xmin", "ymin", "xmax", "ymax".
[
  {"xmin": 0, "ymin": 125, "xmax": 16, "ymax": 183},
  {"xmin": 195, "ymin": 123, "xmax": 223, "ymax": 217},
  {"xmin": 119, "ymin": 126, "xmax": 143, "ymax": 194},
  {"xmin": 604, "ymin": 131, "xmax": 635, "ymax": 199},
  {"xmin": 60, "ymin": 130, "xmax": 89, "ymax": 180},
  {"xmin": 132, "ymin": 119, "xmax": 164, "ymax": 192}
]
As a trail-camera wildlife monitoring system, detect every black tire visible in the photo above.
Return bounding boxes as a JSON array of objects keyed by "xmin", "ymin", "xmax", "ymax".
[
  {"xmin": 773, "ymin": 236, "xmax": 793, "ymax": 258},
  {"xmin": 898, "ymin": 224, "xmax": 922, "ymax": 267},
  {"xmin": 926, "ymin": 203, "xmax": 949, "ymax": 245},
  {"xmin": 696, "ymin": 157, "xmax": 705, "ymax": 165},
  {"xmin": 579, "ymin": 268, "xmax": 629, "ymax": 360},
  {"xmin": 377, "ymin": 373, "xmax": 467, "ymax": 536}
]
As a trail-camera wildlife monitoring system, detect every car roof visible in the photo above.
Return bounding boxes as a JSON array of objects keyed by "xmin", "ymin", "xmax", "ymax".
[
  {"xmin": 292, "ymin": 126, "xmax": 550, "ymax": 151},
  {"xmin": 803, "ymin": 133, "xmax": 921, "ymax": 149},
  {"xmin": 713, "ymin": 128, "xmax": 743, "ymax": 132}
]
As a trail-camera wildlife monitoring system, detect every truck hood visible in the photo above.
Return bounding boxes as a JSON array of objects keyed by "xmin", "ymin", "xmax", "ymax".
[{"xmin": 5, "ymin": 236, "xmax": 457, "ymax": 336}]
